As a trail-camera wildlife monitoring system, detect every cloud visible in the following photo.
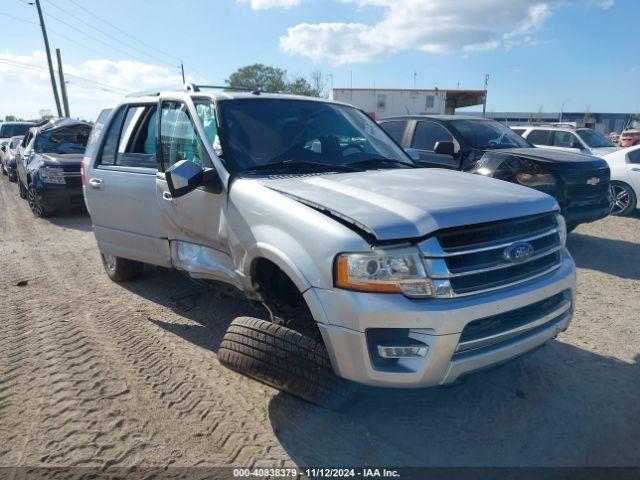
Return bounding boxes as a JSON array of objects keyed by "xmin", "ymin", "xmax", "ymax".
[
  {"xmin": 240, "ymin": 0, "xmax": 303, "ymax": 10},
  {"xmin": 278, "ymin": 0, "xmax": 614, "ymax": 65},
  {"xmin": 0, "ymin": 51, "xmax": 185, "ymax": 120}
]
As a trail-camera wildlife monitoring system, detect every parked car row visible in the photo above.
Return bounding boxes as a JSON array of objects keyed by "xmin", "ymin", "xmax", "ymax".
[
  {"xmin": 1, "ymin": 118, "xmax": 91, "ymax": 217},
  {"xmin": 378, "ymin": 115, "xmax": 612, "ymax": 229},
  {"xmin": 0, "ymin": 86, "xmax": 627, "ymax": 408}
]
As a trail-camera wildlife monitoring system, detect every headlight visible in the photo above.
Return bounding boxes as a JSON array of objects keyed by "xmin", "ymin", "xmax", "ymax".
[
  {"xmin": 515, "ymin": 172, "xmax": 556, "ymax": 187},
  {"xmin": 555, "ymin": 213, "xmax": 567, "ymax": 247},
  {"xmin": 334, "ymin": 247, "xmax": 434, "ymax": 298},
  {"xmin": 40, "ymin": 166, "xmax": 66, "ymax": 184}
]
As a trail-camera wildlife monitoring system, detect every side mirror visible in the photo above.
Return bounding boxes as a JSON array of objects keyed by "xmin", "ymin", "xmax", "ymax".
[
  {"xmin": 571, "ymin": 141, "xmax": 583, "ymax": 149},
  {"xmin": 165, "ymin": 160, "xmax": 222, "ymax": 198},
  {"xmin": 434, "ymin": 141, "xmax": 455, "ymax": 156},
  {"xmin": 405, "ymin": 148, "xmax": 421, "ymax": 161}
]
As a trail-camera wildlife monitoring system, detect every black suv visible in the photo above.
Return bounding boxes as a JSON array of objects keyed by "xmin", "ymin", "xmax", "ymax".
[
  {"xmin": 16, "ymin": 119, "xmax": 92, "ymax": 217},
  {"xmin": 379, "ymin": 115, "xmax": 611, "ymax": 231}
]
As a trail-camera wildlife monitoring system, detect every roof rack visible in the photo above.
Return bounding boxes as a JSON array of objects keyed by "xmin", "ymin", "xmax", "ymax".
[{"xmin": 126, "ymin": 83, "xmax": 262, "ymax": 98}]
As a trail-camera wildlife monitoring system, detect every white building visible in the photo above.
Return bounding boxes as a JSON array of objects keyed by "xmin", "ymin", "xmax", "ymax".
[{"xmin": 329, "ymin": 88, "xmax": 487, "ymax": 119}]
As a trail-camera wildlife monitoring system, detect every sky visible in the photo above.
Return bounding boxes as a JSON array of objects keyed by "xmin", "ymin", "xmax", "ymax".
[{"xmin": 0, "ymin": 0, "xmax": 638, "ymax": 121}]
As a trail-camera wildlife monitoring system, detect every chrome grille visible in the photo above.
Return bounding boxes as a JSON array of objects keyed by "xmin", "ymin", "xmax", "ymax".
[
  {"xmin": 454, "ymin": 290, "xmax": 571, "ymax": 356},
  {"xmin": 419, "ymin": 213, "xmax": 563, "ymax": 297},
  {"xmin": 561, "ymin": 167, "xmax": 610, "ymax": 199}
]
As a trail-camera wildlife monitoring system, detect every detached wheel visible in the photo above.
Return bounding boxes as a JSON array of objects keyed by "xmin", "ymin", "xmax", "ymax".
[
  {"xmin": 18, "ymin": 181, "xmax": 27, "ymax": 199},
  {"xmin": 609, "ymin": 181, "xmax": 637, "ymax": 216},
  {"xmin": 100, "ymin": 252, "xmax": 144, "ymax": 282},
  {"xmin": 219, "ymin": 317, "xmax": 354, "ymax": 410},
  {"xmin": 28, "ymin": 184, "xmax": 50, "ymax": 217}
]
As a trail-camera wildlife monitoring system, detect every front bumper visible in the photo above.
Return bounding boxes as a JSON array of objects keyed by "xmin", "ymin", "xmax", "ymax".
[
  {"xmin": 310, "ymin": 250, "xmax": 576, "ymax": 388},
  {"xmin": 33, "ymin": 183, "xmax": 85, "ymax": 211},
  {"xmin": 560, "ymin": 196, "xmax": 610, "ymax": 228}
]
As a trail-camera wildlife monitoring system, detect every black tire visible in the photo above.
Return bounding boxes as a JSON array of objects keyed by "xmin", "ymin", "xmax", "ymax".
[
  {"xmin": 100, "ymin": 252, "xmax": 144, "ymax": 282},
  {"xmin": 18, "ymin": 180, "xmax": 27, "ymax": 199},
  {"xmin": 27, "ymin": 184, "xmax": 50, "ymax": 217},
  {"xmin": 8, "ymin": 171, "xmax": 16, "ymax": 183},
  {"xmin": 609, "ymin": 181, "xmax": 637, "ymax": 216},
  {"xmin": 1, "ymin": 163, "xmax": 7, "ymax": 176},
  {"xmin": 219, "ymin": 317, "xmax": 355, "ymax": 409}
]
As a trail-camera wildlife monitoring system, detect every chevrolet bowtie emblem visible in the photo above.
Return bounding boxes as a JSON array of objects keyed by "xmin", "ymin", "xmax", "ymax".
[{"xmin": 586, "ymin": 177, "xmax": 600, "ymax": 186}]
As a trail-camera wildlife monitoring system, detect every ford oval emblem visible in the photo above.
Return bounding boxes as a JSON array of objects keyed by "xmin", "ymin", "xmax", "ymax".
[{"xmin": 503, "ymin": 242, "xmax": 534, "ymax": 263}]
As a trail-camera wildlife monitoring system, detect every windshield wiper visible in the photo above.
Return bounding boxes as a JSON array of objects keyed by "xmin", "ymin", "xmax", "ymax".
[
  {"xmin": 347, "ymin": 157, "xmax": 417, "ymax": 169},
  {"xmin": 241, "ymin": 160, "xmax": 361, "ymax": 174}
]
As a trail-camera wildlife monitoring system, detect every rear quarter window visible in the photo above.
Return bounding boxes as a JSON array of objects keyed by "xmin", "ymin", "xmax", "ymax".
[
  {"xmin": 379, "ymin": 120, "xmax": 407, "ymax": 145},
  {"xmin": 85, "ymin": 109, "xmax": 112, "ymax": 159},
  {"xmin": 628, "ymin": 149, "xmax": 640, "ymax": 164},
  {"xmin": 526, "ymin": 129, "xmax": 552, "ymax": 146}
]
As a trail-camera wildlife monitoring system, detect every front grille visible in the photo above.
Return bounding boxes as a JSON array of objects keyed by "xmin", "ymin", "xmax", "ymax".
[
  {"xmin": 460, "ymin": 292, "xmax": 566, "ymax": 342},
  {"xmin": 454, "ymin": 290, "xmax": 571, "ymax": 356},
  {"xmin": 419, "ymin": 213, "xmax": 562, "ymax": 297},
  {"xmin": 561, "ymin": 168, "xmax": 610, "ymax": 199}
]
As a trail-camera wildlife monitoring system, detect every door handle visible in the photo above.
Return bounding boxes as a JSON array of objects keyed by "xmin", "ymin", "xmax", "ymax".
[
  {"xmin": 631, "ymin": 168, "xmax": 640, "ymax": 172},
  {"xmin": 88, "ymin": 178, "xmax": 103, "ymax": 189},
  {"xmin": 162, "ymin": 191, "xmax": 173, "ymax": 201}
]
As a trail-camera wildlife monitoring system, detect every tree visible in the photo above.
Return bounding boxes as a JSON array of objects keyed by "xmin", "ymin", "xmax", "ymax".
[
  {"xmin": 225, "ymin": 63, "xmax": 288, "ymax": 92},
  {"xmin": 225, "ymin": 64, "xmax": 327, "ymax": 97},
  {"xmin": 4, "ymin": 115, "xmax": 17, "ymax": 122}
]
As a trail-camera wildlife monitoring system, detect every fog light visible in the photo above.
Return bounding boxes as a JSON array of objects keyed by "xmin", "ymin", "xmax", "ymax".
[{"xmin": 376, "ymin": 342, "xmax": 428, "ymax": 359}]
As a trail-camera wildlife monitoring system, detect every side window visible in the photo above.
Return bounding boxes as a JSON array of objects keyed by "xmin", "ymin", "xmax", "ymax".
[
  {"xmin": 411, "ymin": 121, "xmax": 453, "ymax": 151},
  {"xmin": 84, "ymin": 108, "xmax": 111, "ymax": 159},
  {"xmin": 97, "ymin": 107, "xmax": 126, "ymax": 166},
  {"xmin": 194, "ymin": 100, "xmax": 221, "ymax": 156},
  {"xmin": 511, "ymin": 128, "xmax": 525, "ymax": 136},
  {"xmin": 160, "ymin": 101, "xmax": 205, "ymax": 169},
  {"xmin": 552, "ymin": 131, "xmax": 576, "ymax": 148},
  {"xmin": 627, "ymin": 149, "xmax": 640, "ymax": 164},
  {"xmin": 21, "ymin": 132, "xmax": 32, "ymax": 148},
  {"xmin": 526, "ymin": 129, "xmax": 552, "ymax": 145},
  {"xmin": 380, "ymin": 120, "xmax": 407, "ymax": 144},
  {"xmin": 116, "ymin": 105, "xmax": 158, "ymax": 168}
]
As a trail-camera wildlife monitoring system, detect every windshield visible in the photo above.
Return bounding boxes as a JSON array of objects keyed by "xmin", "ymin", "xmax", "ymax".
[
  {"xmin": 449, "ymin": 119, "xmax": 532, "ymax": 150},
  {"xmin": 217, "ymin": 98, "xmax": 415, "ymax": 173},
  {"xmin": 34, "ymin": 125, "xmax": 90, "ymax": 154},
  {"xmin": 0, "ymin": 123, "xmax": 31, "ymax": 138},
  {"xmin": 576, "ymin": 129, "xmax": 614, "ymax": 148}
]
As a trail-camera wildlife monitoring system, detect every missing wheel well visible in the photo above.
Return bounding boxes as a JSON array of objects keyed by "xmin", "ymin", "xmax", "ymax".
[{"xmin": 252, "ymin": 258, "xmax": 320, "ymax": 339}]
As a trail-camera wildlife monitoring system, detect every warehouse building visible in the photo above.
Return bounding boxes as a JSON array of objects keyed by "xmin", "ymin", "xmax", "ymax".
[
  {"xmin": 329, "ymin": 88, "xmax": 487, "ymax": 119},
  {"xmin": 465, "ymin": 112, "xmax": 636, "ymax": 134}
]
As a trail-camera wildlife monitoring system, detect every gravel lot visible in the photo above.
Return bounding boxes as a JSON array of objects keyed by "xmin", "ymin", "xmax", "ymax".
[{"xmin": 1, "ymin": 174, "xmax": 639, "ymax": 472}]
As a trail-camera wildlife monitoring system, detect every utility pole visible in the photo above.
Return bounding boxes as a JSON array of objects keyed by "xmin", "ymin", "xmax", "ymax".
[
  {"xmin": 482, "ymin": 74, "xmax": 490, "ymax": 117},
  {"xmin": 413, "ymin": 71, "xmax": 417, "ymax": 89},
  {"xmin": 56, "ymin": 49, "xmax": 70, "ymax": 117},
  {"xmin": 35, "ymin": 0, "xmax": 63, "ymax": 117},
  {"xmin": 181, "ymin": 62, "xmax": 186, "ymax": 84}
]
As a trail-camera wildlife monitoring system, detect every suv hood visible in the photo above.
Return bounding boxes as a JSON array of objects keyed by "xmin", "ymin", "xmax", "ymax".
[
  {"xmin": 488, "ymin": 147, "xmax": 607, "ymax": 171},
  {"xmin": 589, "ymin": 146, "xmax": 620, "ymax": 157},
  {"xmin": 260, "ymin": 168, "xmax": 558, "ymax": 241},
  {"xmin": 41, "ymin": 153, "xmax": 84, "ymax": 165}
]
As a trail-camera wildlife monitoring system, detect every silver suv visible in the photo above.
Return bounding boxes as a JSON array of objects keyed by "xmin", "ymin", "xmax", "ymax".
[{"xmin": 83, "ymin": 85, "xmax": 576, "ymax": 407}]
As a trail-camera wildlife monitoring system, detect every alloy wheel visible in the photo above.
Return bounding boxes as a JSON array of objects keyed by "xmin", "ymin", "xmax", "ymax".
[
  {"xmin": 27, "ymin": 185, "xmax": 45, "ymax": 217},
  {"xmin": 103, "ymin": 254, "xmax": 117, "ymax": 272},
  {"xmin": 609, "ymin": 183, "xmax": 631, "ymax": 215}
]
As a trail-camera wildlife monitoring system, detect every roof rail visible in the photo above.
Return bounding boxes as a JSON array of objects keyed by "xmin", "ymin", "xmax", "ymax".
[{"xmin": 126, "ymin": 83, "xmax": 263, "ymax": 98}]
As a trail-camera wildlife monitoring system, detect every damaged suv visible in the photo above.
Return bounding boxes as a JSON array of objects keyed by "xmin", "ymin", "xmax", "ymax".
[{"xmin": 83, "ymin": 86, "xmax": 576, "ymax": 407}]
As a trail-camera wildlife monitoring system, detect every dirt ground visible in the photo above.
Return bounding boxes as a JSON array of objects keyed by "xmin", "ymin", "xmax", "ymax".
[{"xmin": 1, "ymin": 174, "xmax": 639, "ymax": 473}]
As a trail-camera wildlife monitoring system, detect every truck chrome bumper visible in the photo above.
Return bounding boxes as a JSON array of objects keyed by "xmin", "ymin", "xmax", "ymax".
[{"xmin": 313, "ymin": 250, "xmax": 576, "ymax": 388}]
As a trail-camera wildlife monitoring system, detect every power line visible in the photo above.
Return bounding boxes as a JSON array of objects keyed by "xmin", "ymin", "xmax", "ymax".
[
  {"xmin": 62, "ymin": 0, "xmax": 210, "ymax": 81},
  {"xmin": 0, "ymin": 12, "xmax": 38, "ymax": 25},
  {"xmin": 0, "ymin": 58, "xmax": 128, "ymax": 94},
  {"xmin": 44, "ymin": 0, "xmax": 177, "ymax": 68},
  {"xmin": 41, "ymin": 7, "xmax": 170, "ymax": 68},
  {"xmin": 65, "ymin": 0, "xmax": 182, "ymax": 63}
]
